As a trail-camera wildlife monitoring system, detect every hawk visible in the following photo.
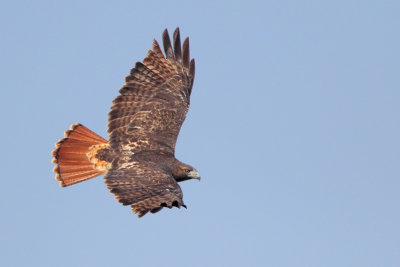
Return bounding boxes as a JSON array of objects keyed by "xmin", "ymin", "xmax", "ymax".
[{"xmin": 52, "ymin": 28, "xmax": 200, "ymax": 217}]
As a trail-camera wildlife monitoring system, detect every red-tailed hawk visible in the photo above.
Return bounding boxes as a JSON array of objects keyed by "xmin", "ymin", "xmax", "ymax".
[{"xmin": 52, "ymin": 28, "xmax": 199, "ymax": 217}]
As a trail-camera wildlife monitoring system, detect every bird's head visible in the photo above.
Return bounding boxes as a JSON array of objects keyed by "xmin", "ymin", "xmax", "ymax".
[{"xmin": 172, "ymin": 160, "xmax": 200, "ymax": 182}]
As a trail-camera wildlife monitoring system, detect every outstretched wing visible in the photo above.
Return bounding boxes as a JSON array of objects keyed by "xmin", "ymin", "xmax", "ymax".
[
  {"xmin": 105, "ymin": 161, "xmax": 186, "ymax": 217},
  {"xmin": 107, "ymin": 28, "xmax": 195, "ymax": 156}
]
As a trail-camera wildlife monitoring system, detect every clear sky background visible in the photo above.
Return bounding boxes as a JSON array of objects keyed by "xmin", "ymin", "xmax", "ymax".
[{"xmin": 1, "ymin": 1, "xmax": 399, "ymax": 266}]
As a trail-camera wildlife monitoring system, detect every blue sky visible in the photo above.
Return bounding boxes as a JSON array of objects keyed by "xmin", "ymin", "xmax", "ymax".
[{"xmin": 1, "ymin": 1, "xmax": 399, "ymax": 266}]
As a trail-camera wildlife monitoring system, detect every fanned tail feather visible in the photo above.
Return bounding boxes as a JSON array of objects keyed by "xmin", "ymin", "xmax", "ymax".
[{"xmin": 52, "ymin": 123, "xmax": 109, "ymax": 187}]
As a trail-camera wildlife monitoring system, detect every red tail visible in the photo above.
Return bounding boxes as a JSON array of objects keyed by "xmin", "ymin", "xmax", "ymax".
[{"xmin": 52, "ymin": 123, "xmax": 109, "ymax": 187}]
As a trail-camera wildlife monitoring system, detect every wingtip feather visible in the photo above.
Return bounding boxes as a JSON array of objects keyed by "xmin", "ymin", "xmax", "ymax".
[
  {"xmin": 162, "ymin": 28, "xmax": 174, "ymax": 59},
  {"xmin": 190, "ymin": 58, "xmax": 195, "ymax": 87},
  {"xmin": 182, "ymin": 37, "xmax": 190, "ymax": 68},
  {"xmin": 173, "ymin": 28, "xmax": 182, "ymax": 63}
]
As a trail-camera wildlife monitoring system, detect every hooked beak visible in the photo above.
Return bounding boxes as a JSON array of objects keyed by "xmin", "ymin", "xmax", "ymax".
[{"xmin": 189, "ymin": 170, "xmax": 201, "ymax": 180}]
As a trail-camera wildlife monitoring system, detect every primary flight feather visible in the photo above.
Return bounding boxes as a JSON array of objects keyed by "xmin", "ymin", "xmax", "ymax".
[{"xmin": 52, "ymin": 28, "xmax": 199, "ymax": 217}]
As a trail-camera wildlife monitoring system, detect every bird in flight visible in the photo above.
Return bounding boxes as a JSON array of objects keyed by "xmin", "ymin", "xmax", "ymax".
[{"xmin": 52, "ymin": 28, "xmax": 199, "ymax": 217}]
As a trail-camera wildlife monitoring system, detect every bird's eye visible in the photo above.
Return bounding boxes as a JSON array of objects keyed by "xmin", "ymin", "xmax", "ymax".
[{"xmin": 185, "ymin": 169, "xmax": 191, "ymax": 173}]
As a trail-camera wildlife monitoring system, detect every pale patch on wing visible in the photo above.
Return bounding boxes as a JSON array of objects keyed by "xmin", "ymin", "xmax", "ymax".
[
  {"xmin": 121, "ymin": 140, "xmax": 150, "ymax": 152},
  {"xmin": 120, "ymin": 161, "xmax": 138, "ymax": 169}
]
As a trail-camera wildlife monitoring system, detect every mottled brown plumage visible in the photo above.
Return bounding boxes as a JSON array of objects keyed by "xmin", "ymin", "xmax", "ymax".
[{"xmin": 52, "ymin": 28, "xmax": 199, "ymax": 217}]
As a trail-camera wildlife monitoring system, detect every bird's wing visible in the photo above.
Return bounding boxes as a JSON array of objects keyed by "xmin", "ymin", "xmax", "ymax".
[
  {"xmin": 104, "ymin": 160, "xmax": 185, "ymax": 217},
  {"xmin": 108, "ymin": 28, "xmax": 195, "ymax": 157}
]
